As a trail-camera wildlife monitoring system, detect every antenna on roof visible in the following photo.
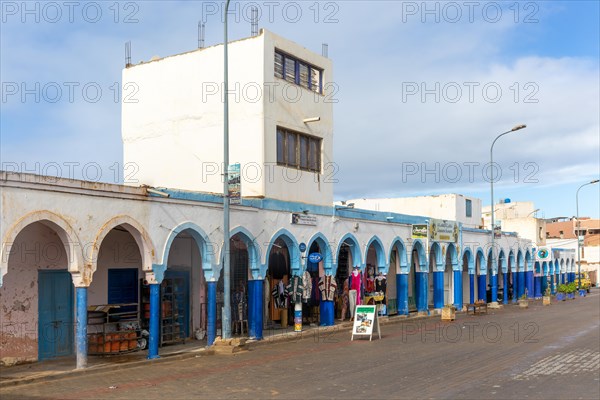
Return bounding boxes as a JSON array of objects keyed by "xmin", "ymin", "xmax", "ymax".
[
  {"xmin": 251, "ymin": 6, "xmax": 258, "ymax": 36},
  {"xmin": 198, "ymin": 21, "xmax": 205, "ymax": 48},
  {"xmin": 322, "ymin": 43, "xmax": 328, "ymax": 58},
  {"xmin": 125, "ymin": 41, "xmax": 132, "ymax": 67}
]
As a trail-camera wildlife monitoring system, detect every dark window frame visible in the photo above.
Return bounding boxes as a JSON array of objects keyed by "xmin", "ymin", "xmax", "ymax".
[
  {"xmin": 274, "ymin": 50, "xmax": 323, "ymax": 94},
  {"xmin": 465, "ymin": 199, "xmax": 473, "ymax": 218},
  {"xmin": 276, "ymin": 127, "xmax": 321, "ymax": 173}
]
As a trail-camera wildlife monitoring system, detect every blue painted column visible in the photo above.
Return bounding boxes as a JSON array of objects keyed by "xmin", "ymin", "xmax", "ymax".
[
  {"xmin": 490, "ymin": 274, "xmax": 498, "ymax": 303},
  {"xmin": 76, "ymin": 287, "xmax": 88, "ymax": 369},
  {"xmin": 207, "ymin": 281, "xmax": 216, "ymax": 346},
  {"xmin": 433, "ymin": 271, "xmax": 444, "ymax": 308},
  {"xmin": 511, "ymin": 272, "xmax": 517, "ymax": 303},
  {"xmin": 477, "ymin": 274, "xmax": 486, "ymax": 302},
  {"xmin": 517, "ymin": 271, "xmax": 525, "ymax": 298},
  {"xmin": 415, "ymin": 272, "xmax": 428, "ymax": 312},
  {"xmin": 526, "ymin": 271, "xmax": 534, "ymax": 299},
  {"xmin": 469, "ymin": 274, "xmax": 475, "ymax": 304},
  {"xmin": 397, "ymin": 274, "xmax": 408, "ymax": 315},
  {"xmin": 534, "ymin": 276, "xmax": 541, "ymax": 298},
  {"xmin": 562, "ymin": 273, "xmax": 566, "ymax": 284},
  {"xmin": 247, "ymin": 280, "xmax": 263, "ymax": 339},
  {"xmin": 551, "ymin": 274, "xmax": 556, "ymax": 294},
  {"xmin": 453, "ymin": 271, "xmax": 462, "ymax": 309},
  {"xmin": 503, "ymin": 273, "xmax": 509, "ymax": 304},
  {"xmin": 148, "ymin": 283, "xmax": 160, "ymax": 359},
  {"xmin": 320, "ymin": 301, "xmax": 334, "ymax": 326}
]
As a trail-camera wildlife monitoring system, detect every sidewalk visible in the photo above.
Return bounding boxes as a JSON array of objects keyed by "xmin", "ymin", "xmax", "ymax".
[{"xmin": 0, "ymin": 304, "xmax": 513, "ymax": 388}]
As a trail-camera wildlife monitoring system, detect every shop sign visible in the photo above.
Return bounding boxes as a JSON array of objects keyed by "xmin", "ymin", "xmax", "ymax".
[
  {"xmin": 291, "ymin": 213, "xmax": 317, "ymax": 226},
  {"xmin": 537, "ymin": 247, "xmax": 550, "ymax": 260},
  {"xmin": 299, "ymin": 242, "xmax": 307, "ymax": 253},
  {"xmin": 308, "ymin": 253, "xmax": 322, "ymax": 263},
  {"xmin": 411, "ymin": 224, "xmax": 428, "ymax": 239},
  {"xmin": 351, "ymin": 305, "xmax": 381, "ymax": 341},
  {"xmin": 227, "ymin": 163, "xmax": 241, "ymax": 205},
  {"xmin": 429, "ymin": 218, "xmax": 459, "ymax": 243}
]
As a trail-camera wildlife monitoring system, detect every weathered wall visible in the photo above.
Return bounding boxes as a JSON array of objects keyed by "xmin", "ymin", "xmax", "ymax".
[{"xmin": 0, "ymin": 222, "xmax": 69, "ymax": 365}]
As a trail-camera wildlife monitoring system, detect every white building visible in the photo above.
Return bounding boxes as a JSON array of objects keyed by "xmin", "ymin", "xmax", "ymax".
[{"xmin": 1, "ymin": 30, "xmax": 544, "ymax": 369}]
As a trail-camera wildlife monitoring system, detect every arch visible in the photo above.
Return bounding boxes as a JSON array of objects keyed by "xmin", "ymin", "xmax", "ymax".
[
  {"xmin": 498, "ymin": 249, "xmax": 507, "ymax": 273},
  {"xmin": 429, "ymin": 242, "xmax": 443, "ymax": 272},
  {"xmin": 388, "ymin": 237, "xmax": 408, "ymax": 274},
  {"xmin": 525, "ymin": 249, "xmax": 532, "ymax": 271},
  {"xmin": 306, "ymin": 232, "xmax": 334, "ymax": 272},
  {"xmin": 487, "ymin": 248, "xmax": 494, "ymax": 274},
  {"xmin": 335, "ymin": 233, "xmax": 363, "ymax": 270},
  {"xmin": 266, "ymin": 228, "xmax": 301, "ymax": 274},
  {"xmin": 517, "ymin": 249, "xmax": 524, "ymax": 271},
  {"xmin": 411, "ymin": 239, "xmax": 427, "ymax": 271},
  {"xmin": 91, "ymin": 215, "xmax": 155, "ymax": 277},
  {"xmin": 1, "ymin": 210, "xmax": 84, "ymax": 286},
  {"xmin": 224, "ymin": 226, "xmax": 262, "ymax": 276},
  {"xmin": 475, "ymin": 247, "xmax": 486, "ymax": 275},
  {"xmin": 365, "ymin": 235, "xmax": 387, "ymax": 273},
  {"xmin": 508, "ymin": 250, "xmax": 516, "ymax": 272},
  {"xmin": 161, "ymin": 222, "xmax": 215, "ymax": 272},
  {"xmin": 462, "ymin": 247, "xmax": 474, "ymax": 273}
]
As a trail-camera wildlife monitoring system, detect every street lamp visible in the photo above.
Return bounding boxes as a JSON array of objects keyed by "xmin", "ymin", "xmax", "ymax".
[
  {"xmin": 575, "ymin": 179, "xmax": 600, "ymax": 289},
  {"xmin": 490, "ymin": 124, "xmax": 527, "ymax": 301},
  {"xmin": 222, "ymin": 0, "xmax": 232, "ymax": 340}
]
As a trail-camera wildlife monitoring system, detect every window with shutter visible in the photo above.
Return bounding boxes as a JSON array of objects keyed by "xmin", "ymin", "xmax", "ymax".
[{"xmin": 274, "ymin": 50, "xmax": 322, "ymax": 95}]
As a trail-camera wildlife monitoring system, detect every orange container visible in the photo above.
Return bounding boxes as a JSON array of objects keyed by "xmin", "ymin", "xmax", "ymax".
[
  {"xmin": 104, "ymin": 342, "xmax": 111, "ymax": 353},
  {"xmin": 129, "ymin": 340, "xmax": 137, "ymax": 350},
  {"xmin": 88, "ymin": 344, "xmax": 97, "ymax": 353},
  {"xmin": 120, "ymin": 340, "xmax": 129, "ymax": 352},
  {"xmin": 88, "ymin": 335, "xmax": 98, "ymax": 344}
]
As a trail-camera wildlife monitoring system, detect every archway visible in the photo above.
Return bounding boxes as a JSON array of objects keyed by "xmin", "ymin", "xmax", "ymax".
[
  {"xmin": 1, "ymin": 220, "xmax": 76, "ymax": 363},
  {"xmin": 444, "ymin": 244, "xmax": 457, "ymax": 306},
  {"xmin": 389, "ymin": 238, "xmax": 408, "ymax": 315},
  {"xmin": 335, "ymin": 234, "xmax": 361, "ymax": 320},
  {"xmin": 306, "ymin": 233, "xmax": 334, "ymax": 326},
  {"xmin": 462, "ymin": 248, "xmax": 473, "ymax": 306},
  {"xmin": 475, "ymin": 249, "xmax": 486, "ymax": 302},
  {"xmin": 411, "ymin": 240, "xmax": 427, "ymax": 312}
]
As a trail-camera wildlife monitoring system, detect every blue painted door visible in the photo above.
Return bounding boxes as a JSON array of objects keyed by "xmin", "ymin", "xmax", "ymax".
[{"xmin": 38, "ymin": 270, "xmax": 74, "ymax": 360}]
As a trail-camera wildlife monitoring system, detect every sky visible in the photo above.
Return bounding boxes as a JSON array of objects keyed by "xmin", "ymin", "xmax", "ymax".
[{"xmin": 1, "ymin": 1, "xmax": 599, "ymax": 219}]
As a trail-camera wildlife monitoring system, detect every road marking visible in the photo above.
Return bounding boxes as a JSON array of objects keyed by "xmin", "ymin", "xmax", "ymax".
[{"xmin": 513, "ymin": 349, "xmax": 600, "ymax": 380}]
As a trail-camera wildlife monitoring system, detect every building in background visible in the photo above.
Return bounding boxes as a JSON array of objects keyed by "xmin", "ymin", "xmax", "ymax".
[{"xmin": 546, "ymin": 217, "xmax": 600, "ymax": 285}]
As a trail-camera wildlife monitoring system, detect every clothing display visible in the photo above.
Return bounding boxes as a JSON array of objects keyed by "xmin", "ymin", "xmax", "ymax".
[
  {"xmin": 286, "ymin": 275, "xmax": 304, "ymax": 304},
  {"xmin": 349, "ymin": 269, "xmax": 363, "ymax": 305},
  {"xmin": 365, "ymin": 265, "xmax": 376, "ymax": 293},
  {"xmin": 302, "ymin": 271, "xmax": 312, "ymax": 303},
  {"xmin": 318, "ymin": 275, "xmax": 337, "ymax": 301},
  {"xmin": 340, "ymin": 280, "xmax": 349, "ymax": 321},
  {"xmin": 375, "ymin": 274, "xmax": 387, "ymax": 303},
  {"xmin": 348, "ymin": 289, "xmax": 357, "ymax": 318},
  {"xmin": 310, "ymin": 276, "xmax": 320, "ymax": 306},
  {"xmin": 272, "ymin": 280, "xmax": 289, "ymax": 309}
]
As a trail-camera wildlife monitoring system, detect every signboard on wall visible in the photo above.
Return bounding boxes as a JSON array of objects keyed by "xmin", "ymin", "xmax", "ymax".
[
  {"xmin": 536, "ymin": 247, "xmax": 550, "ymax": 260},
  {"xmin": 351, "ymin": 305, "xmax": 381, "ymax": 341},
  {"xmin": 429, "ymin": 218, "xmax": 459, "ymax": 243},
  {"xmin": 411, "ymin": 224, "xmax": 428, "ymax": 239},
  {"xmin": 227, "ymin": 163, "xmax": 241, "ymax": 205},
  {"xmin": 291, "ymin": 213, "xmax": 317, "ymax": 226}
]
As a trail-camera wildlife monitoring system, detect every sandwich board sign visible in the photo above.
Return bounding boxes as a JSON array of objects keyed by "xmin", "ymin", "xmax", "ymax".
[{"xmin": 351, "ymin": 305, "xmax": 381, "ymax": 341}]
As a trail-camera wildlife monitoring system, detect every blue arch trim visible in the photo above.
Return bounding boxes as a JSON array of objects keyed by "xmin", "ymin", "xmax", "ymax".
[
  {"xmin": 306, "ymin": 232, "xmax": 334, "ymax": 273},
  {"xmin": 498, "ymin": 249, "xmax": 507, "ymax": 273},
  {"xmin": 429, "ymin": 242, "xmax": 443, "ymax": 271},
  {"xmin": 411, "ymin": 239, "xmax": 427, "ymax": 272},
  {"xmin": 161, "ymin": 222, "xmax": 215, "ymax": 280},
  {"xmin": 365, "ymin": 235, "xmax": 388, "ymax": 273},
  {"xmin": 335, "ymin": 233, "xmax": 363, "ymax": 270},
  {"xmin": 509, "ymin": 250, "xmax": 516, "ymax": 272},
  {"xmin": 265, "ymin": 228, "xmax": 301, "ymax": 277},
  {"xmin": 462, "ymin": 246, "xmax": 474, "ymax": 273},
  {"xmin": 476, "ymin": 247, "xmax": 486, "ymax": 275},
  {"xmin": 389, "ymin": 237, "xmax": 408, "ymax": 274},
  {"xmin": 227, "ymin": 226, "xmax": 262, "ymax": 276}
]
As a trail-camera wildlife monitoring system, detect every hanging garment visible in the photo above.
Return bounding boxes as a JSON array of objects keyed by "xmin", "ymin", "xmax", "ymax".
[
  {"xmin": 318, "ymin": 275, "xmax": 338, "ymax": 301},
  {"xmin": 349, "ymin": 270, "xmax": 362, "ymax": 305},
  {"xmin": 302, "ymin": 271, "xmax": 312, "ymax": 303},
  {"xmin": 366, "ymin": 277, "xmax": 376, "ymax": 293},
  {"xmin": 348, "ymin": 289, "xmax": 357, "ymax": 318},
  {"xmin": 340, "ymin": 280, "xmax": 350, "ymax": 321},
  {"xmin": 286, "ymin": 275, "xmax": 304, "ymax": 304},
  {"xmin": 271, "ymin": 280, "xmax": 289, "ymax": 309},
  {"xmin": 376, "ymin": 275, "xmax": 388, "ymax": 303},
  {"xmin": 310, "ymin": 276, "xmax": 321, "ymax": 306}
]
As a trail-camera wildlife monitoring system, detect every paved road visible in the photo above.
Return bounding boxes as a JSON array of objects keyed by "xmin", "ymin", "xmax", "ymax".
[{"xmin": 2, "ymin": 292, "xmax": 599, "ymax": 400}]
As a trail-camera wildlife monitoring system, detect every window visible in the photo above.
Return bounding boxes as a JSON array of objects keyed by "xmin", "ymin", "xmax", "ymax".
[
  {"xmin": 274, "ymin": 50, "xmax": 322, "ymax": 94},
  {"xmin": 276, "ymin": 127, "xmax": 321, "ymax": 172},
  {"xmin": 466, "ymin": 199, "xmax": 472, "ymax": 218}
]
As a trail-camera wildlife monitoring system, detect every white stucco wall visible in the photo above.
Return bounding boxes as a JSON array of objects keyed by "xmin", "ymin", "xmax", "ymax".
[
  {"xmin": 122, "ymin": 29, "xmax": 333, "ymax": 206},
  {"xmin": 344, "ymin": 194, "xmax": 482, "ymax": 228}
]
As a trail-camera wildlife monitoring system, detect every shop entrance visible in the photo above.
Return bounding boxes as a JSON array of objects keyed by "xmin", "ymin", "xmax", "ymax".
[
  {"xmin": 38, "ymin": 270, "xmax": 74, "ymax": 360},
  {"xmin": 409, "ymin": 248, "xmax": 419, "ymax": 311},
  {"xmin": 462, "ymin": 252, "xmax": 470, "ymax": 306},
  {"xmin": 266, "ymin": 238, "xmax": 290, "ymax": 328},
  {"xmin": 444, "ymin": 249, "xmax": 453, "ymax": 306}
]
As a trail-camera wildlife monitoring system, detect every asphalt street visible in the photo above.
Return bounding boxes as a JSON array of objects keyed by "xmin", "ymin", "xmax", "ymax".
[{"xmin": 2, "ymin": 291, "xmax": 599, "ymax": 400}]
